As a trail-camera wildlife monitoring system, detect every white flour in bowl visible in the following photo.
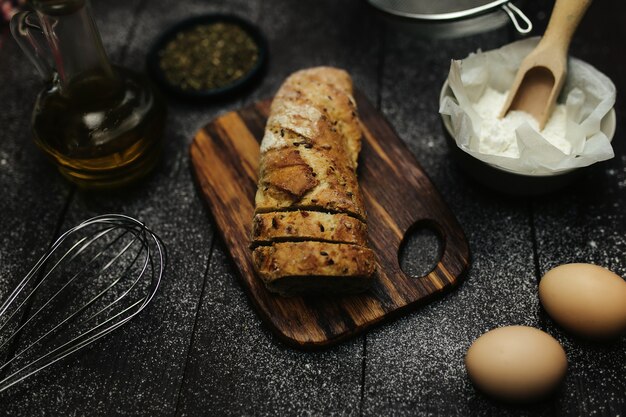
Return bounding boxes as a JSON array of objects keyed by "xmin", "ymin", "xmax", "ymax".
[
  {"xmin": 440, "ymin": 37, "xmax": 616, "ymax": 174},
  {"xmin": 473, "ymin": 87, "xmax": 570, "ymax": 158}
]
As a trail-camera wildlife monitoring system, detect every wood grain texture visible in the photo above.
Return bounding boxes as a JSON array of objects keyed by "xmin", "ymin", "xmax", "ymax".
[{"xmin": 190, "ymin": 91, "xmax": 470, "ymax": 348}]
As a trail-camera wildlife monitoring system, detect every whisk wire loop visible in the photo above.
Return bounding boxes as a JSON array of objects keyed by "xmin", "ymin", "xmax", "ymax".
[{"xmin": 0, "ymin": 214, "xmax": 165, "ymax": 393}]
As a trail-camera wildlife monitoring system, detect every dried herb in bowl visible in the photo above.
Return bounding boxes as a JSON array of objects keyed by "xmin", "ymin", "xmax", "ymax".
[{"xmin": 158, "ymin": 22, "xmax": 260, "ymax": 92}]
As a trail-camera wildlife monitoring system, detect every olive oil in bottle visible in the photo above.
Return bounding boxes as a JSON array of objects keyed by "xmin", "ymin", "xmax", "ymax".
[
  {"xmin": 12, "ymin": 0, "xmax": 165, "ymax": 188},
  {"xmin": 32, "ymin": 67, "xmax": 165, "ymax": 188}
]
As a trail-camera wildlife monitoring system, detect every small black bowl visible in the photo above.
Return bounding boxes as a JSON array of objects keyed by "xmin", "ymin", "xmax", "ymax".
[{"xmin": 146, "ymin": 14, "xmax": 268, "ymax": 100}]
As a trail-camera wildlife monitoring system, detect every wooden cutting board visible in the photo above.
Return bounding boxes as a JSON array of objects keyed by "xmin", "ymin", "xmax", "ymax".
[{"xmin": 190, "ymin": 90, "xmax": 470, "ymax": 349}]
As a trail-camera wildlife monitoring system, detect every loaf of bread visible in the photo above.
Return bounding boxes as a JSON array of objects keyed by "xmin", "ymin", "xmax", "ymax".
[{"xmin": 251, "ymin": 67, "xmax": 375, "ymax": 295}]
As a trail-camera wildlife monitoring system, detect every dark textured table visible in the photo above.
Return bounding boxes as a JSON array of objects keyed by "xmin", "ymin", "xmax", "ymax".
[{"xmin": 0, "ymin": 1, "xmax": 625, "ymax": 416}]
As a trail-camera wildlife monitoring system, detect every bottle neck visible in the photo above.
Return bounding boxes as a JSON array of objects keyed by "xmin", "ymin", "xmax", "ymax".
[{"xmin": 34, "ymin": 0, "xmax": 117, "ymax": 95}]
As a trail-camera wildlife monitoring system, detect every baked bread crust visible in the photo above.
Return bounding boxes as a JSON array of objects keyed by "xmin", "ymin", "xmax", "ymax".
[
  {"xmin": 274, "ymin": 68, "xmax": 362, "ymax": 167},
  {"xmin": 251, "ymin": 211, "xmax": 368, "ymax": 246},
  {"xmin": 252, "ymin": 242, "xmax": 375, "ymax": 295},
  {"xmin": 255, "ymin": 100, "xmax": 365, "ymax": 220}
]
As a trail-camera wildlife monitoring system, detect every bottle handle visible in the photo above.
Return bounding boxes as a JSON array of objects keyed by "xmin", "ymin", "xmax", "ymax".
[{"xmin": 10, "ymin": 11, "xmax": 55, "ymax": 82}]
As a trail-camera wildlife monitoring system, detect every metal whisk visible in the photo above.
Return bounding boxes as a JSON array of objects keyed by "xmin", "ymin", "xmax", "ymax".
[{"xmin": 0, "ymin": 214, "xmax": 165, "ymax": 392}]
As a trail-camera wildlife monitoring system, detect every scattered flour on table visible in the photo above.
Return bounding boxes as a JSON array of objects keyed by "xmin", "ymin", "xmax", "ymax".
[{"xmin": 473, "ymin": 87, "xmax": 570, "ymax": 158}]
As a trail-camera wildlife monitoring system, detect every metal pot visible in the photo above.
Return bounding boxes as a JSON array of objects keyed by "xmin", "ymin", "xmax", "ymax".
[{"xmin": 367, "ymin": 0, "xmax": 532, "ymax": 38}]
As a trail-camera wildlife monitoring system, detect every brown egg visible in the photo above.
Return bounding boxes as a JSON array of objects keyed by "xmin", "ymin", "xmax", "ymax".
[
  {"xmin": 465, "ymin": 326, "xmax": 567, "ymax": 402},
  {"xmin": 539, "ymin": 263, "xmax": 626, "ymax": 339}
]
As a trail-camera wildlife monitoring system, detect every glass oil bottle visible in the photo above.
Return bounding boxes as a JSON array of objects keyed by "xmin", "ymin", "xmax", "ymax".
[{"xmin": 11, "ymin": 0, "xmax": 166, "ymax": 188}]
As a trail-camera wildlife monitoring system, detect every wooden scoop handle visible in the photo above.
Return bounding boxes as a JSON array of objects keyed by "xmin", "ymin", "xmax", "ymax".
[{"xmin": 542, "ymin": 0, "xmax": 593, "ymax": 52}]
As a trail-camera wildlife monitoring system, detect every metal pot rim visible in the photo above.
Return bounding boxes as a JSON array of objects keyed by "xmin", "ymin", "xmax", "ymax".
[{"xmin": 367, "ymin": 0, "xmax": 532, "ymax": 34}]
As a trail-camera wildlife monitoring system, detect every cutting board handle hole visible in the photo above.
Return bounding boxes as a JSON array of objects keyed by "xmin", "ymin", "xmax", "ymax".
[{"xmin": 398, "ymin": 221, "xmax": 443, "ymax": 279}]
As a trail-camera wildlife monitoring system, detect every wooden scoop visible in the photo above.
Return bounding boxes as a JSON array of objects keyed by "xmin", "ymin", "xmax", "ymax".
[{"xmin": 500, "ymin": 0, "xmax": 592, "ymax": 129}]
